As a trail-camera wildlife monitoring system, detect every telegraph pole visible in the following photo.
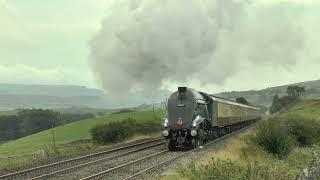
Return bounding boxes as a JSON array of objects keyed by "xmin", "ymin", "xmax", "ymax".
[
  {"xmin": 152, "ymin": 103, "xmax": 156, "ymax": 120},
  {"xmin": 52, "ymin": 124, "xmax": 56, "ymax": 150}
]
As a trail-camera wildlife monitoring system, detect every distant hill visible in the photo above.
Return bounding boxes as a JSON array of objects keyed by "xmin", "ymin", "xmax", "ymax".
[
  {"xmin": 0, "ymin": 84, "xmax": 110, "ymax": 110},
  {"xmin": 0, "ymin": 83, "xmax": 103, "ymax": 97},
  {"xmin": 215, "ymin": 79, "xmax": 320, "ymax": 107},
  {"xmin": 1, "ymin": 79, "xmax": 319, "ymax": 111}
]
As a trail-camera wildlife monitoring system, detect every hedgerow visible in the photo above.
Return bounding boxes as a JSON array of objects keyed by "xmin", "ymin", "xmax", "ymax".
[{"xmin": 90, "ymin": 118, "xmax": 161, "ymax": 144}]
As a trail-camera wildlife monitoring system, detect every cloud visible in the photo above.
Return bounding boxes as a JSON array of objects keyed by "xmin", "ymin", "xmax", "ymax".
[
  {"xmin": 0, "ymin": 0, "xmax": 109, "ymax": 88},
  {"xmin": 90, "ymin": 0, "xmax": 306, "ymax": 101},
  {"xmin": 0, "ymin": 0, "xmax": 109, "ymax": 48},
  {"xmin": 259, "ymin": 0, "xmax": 320, "ymax": 4},
  {"xmin": 0, "ymin": 0, "xmax": 28, "ymax": 46}
]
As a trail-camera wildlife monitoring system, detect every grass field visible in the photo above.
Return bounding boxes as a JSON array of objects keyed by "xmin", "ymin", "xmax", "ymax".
[
  {"xmin": 0, "ymin": 109, "xmax": 165, "ymax": 158},
  {"xmin": 280, "ymin": 99, "xmax": 320, "ymax": 119},
  {"xmin": 53, "ymin": 107, "xmax": 117, "ymax": 116}
]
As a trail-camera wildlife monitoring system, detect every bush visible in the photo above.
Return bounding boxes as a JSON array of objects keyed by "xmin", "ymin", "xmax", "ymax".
[
  {"xmin": 136, "ymin": 120, "xmax": 160, "ymax": 134},
  {"xmin": 283, "ymin": 115, "xmax": 320, "ymax": 147},
  {"xmin": 111, "ymin": 109, "xmax": 136, "ymax": 115},
  {"xmin": 178, "ymin": 158, "xmax": 294, "ymax": 180},
  {"xmin": 90, "ymin": 118, "xmax": 161, "ymax": 144},
  {"xmin": 90, "ymin": 119, "xmax": 135, "ymax": 144},
  {"xmin": 252, "ymin": 118, "xmax": 296, "ymax": 157}
]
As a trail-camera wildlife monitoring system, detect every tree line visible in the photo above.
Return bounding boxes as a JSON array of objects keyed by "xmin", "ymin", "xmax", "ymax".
[
  {"xmin": 0, "ymin": 109, "xmax": 95, "ymax": 143},
  {"xmin": 270, "ymin": 86, "xmax": 305, "ymax": 114}
]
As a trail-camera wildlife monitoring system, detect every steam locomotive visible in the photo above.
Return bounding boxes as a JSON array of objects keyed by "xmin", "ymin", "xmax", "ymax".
[{"xmin": 162, "ymin": 87, "xmax": 261, "ymax": 150}]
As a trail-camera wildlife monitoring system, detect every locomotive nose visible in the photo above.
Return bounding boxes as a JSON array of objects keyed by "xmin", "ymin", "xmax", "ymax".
[{"xmin": 176, "ymin": 118, "xmax": 184, "ymax": 126}]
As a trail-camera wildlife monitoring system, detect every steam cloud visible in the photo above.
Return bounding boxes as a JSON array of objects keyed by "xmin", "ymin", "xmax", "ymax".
[{"xmin": 90, "ymin": 0, "xmax": 304, "ymax": 102}]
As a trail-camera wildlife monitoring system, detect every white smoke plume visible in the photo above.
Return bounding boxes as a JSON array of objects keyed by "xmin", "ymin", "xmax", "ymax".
[{"xmin": 90, "ymin": 0, "xmax": 304, "ymax": 102}]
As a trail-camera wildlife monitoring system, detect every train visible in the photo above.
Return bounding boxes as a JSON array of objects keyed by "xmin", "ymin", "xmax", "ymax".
[{"xmin": 162, "ymin": 87, "xmax": 262, "ymax": 150}]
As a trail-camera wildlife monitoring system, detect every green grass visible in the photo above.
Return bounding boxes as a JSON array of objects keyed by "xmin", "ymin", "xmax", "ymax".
[
  {"xmin": 0, "ymin": 109, "xmax": 165, "ymax": 157},
  {"xmin": 53, "ymin": 107, "xmax": 116, "ymax": 116},
  {"xmin": 280, "ymin": 99, "xmax": 320, "ymax": 119}
]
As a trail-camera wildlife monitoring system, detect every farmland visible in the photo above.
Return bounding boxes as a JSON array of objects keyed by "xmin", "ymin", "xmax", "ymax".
[{"xmin": 0, "ymin": 109, "xmax": 165, "ymax": 158}]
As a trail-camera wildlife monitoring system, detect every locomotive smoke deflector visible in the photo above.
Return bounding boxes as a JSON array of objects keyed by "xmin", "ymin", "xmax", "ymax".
[{"xmin": 177, "ymin": 87, "xmax": 187, "ymax": 107}]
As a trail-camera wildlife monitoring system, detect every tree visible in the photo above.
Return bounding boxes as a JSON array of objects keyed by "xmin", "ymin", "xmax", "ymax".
[
  {"xmin": 270, "ymin": 86, "xmax": 305, "ymax": 114},
  {"xmin": 0, "ymin": 109, "xmax": 95, "ymax": 142},
  {"xmin": 0, "ymin": 115, "xmax": 22, "ymax": 141},
  {"xmin": 270, "ymin": 94, "xmax": 283, "ymax": 114},
  {"xmin": 236, "ymin": 97, "xmax": 250, "ymax": 105},
  {"xmin": 18, "ymin": 109, "xmax": 61, "ymax": 135},
  {"xmin": 287, "ymin": 86, "xmax": 305, "ymax": 99}
]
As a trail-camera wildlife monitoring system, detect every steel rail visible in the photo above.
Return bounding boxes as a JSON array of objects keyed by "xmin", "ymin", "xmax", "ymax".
[
  {"xmin": 122, "ymin": 124, "xmax": 255, "ymax": 180},
  {"xmin": 122, "ymin": 153, "xmax": 184, "ymax": 180},
  {"xmin": 0, "ymin": 137, "xmax": 163, "ymax": 179},
  {"xmin": 80, "ymin": 150, "xmax": 169, "ymax": 180},
  {"xmin": 29, "ymin": 142, "xmax": 165, "ymax": 180}
]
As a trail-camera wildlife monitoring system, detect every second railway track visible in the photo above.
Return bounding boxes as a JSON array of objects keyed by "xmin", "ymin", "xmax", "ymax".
[{"xmin": 0, "ymin": 138, "xmax": 165, "ymax": 180}]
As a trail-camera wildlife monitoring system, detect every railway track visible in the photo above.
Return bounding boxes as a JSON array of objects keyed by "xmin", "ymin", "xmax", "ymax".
[
  {"xmin": 1, "ymin": 123, "xmax": 254, "ymax": 180},
  {"xmin": 0, "ymin": 138, "xmax": 165, "ymax": 180},
  {"xmin": 78, "ymin": 124, "xmax": 254, "ymax": 180},
  {"xmin": 79, "ymin": 150, "xmax": 172, "ymax": 180}
]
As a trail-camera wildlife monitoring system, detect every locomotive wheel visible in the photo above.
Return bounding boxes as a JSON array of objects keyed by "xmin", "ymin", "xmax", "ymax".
[
  {"xmin": 198, "ymin": 129, "xmax": 205, "ymax": 145},
  {"xmin": 191, "ymin": 137, "xmax": 198, "ymax": 149},
  {"xmin": 198, "ymin": 136, "xmax": 203, "ymax": 147},
  {"xmin": 192, "ymin": 136, "xmax": 204, "ymax": 149}
]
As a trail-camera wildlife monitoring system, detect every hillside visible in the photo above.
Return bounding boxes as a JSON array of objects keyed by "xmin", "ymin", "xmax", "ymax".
[
  {"xmin": 0, "ymin": 84, "xmax": 103, "ymax": 97},
  {"xmin": 279, "ymin": 99, "xmax": 320, "ymax": 119},
  {"xmin": 215, "ymin": 79, "xmax": 320, "ymax": 107},
  {"xmin": 0, "ymin": 109, "xmax": 165, "ymax": 157},
  {"xmin": 0, "ymin": 84, "xmax": 110, "ymax": 110},
  {"xmin": 1, "ymin": 79, "xmax": 319, "ymax": 110}
]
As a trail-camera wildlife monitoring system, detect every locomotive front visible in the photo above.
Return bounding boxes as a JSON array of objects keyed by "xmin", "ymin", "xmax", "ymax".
[{"xmin": 162, "ymin": 87, "xmax": 206, "ymax": 150}]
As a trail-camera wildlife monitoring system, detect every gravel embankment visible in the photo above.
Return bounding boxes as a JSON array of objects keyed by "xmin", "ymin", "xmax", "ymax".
[
  {"xmin": 51, "ymin": 144, "xmax": 166, "ymax": 180},
  {"xmin": 140, "ymin": 126, "xmax": 255, "ymax": 180},
  {"xmin": 0, "ymin": 137, "xmax": 162, "ymax": 178},
  {"xmin": 298, "ymin": 148, "xmax": 320, "ymax": 180},
  {"xmin": 1, "ymin": 126, "xmax": 253, "ymax": 180}
]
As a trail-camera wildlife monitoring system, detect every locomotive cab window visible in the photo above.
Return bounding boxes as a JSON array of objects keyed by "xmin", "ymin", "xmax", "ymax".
[{"xmin": 193, "ymin": 104, "xmax": 208, "ymax": 119}]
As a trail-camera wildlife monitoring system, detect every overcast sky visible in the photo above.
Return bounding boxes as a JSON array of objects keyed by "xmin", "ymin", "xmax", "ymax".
[{"xmin": 0, "ymin": 0, "xmax": 319, "ymax": 96}]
